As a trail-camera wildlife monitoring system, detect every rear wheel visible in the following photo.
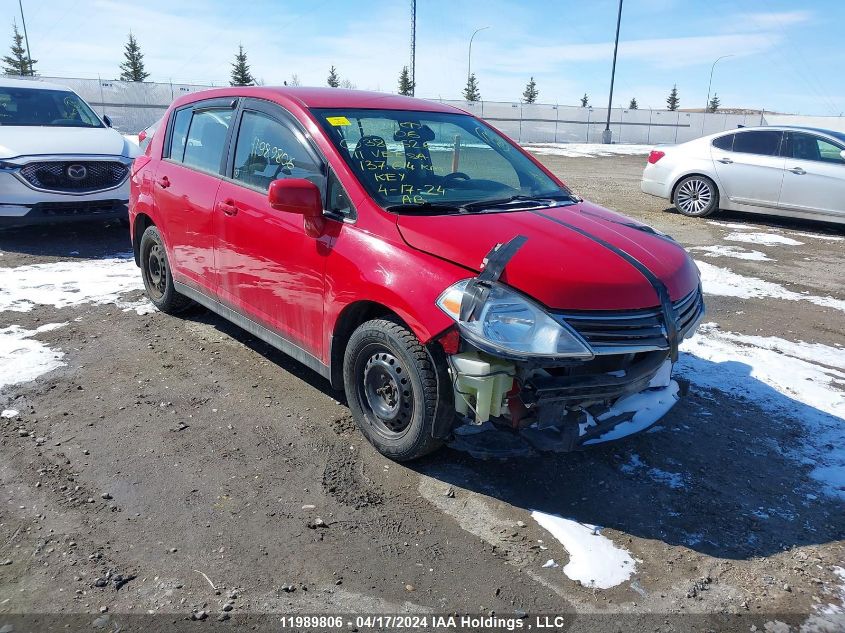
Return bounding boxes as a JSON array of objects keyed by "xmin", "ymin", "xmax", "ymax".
[
  {"xmin": 343, "ymin": 318, "xmax": 445, "ymax": 461},
  {"xmin": 673, "ymin": 175, "xmax": 719, "ymax": 217},
  {"xmin": 139, "ymin": 225, "xmax": 193, "ymax": 314}
]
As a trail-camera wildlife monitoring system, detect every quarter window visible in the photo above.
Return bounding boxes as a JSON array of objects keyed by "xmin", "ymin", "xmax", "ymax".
[
  {"xmin": 732, "ymin": 131, "xmax": 782, "ymax": 157},
  {"xmin": 167, "ymin": 108, "xmax": 192, "ymax": 161},
  {"xmin": 182, "ymin": 109, "xmax": 233, "ymax": 174},
  {"xmin": 232, "ymin": 110, "xmax": 322, "ymax": 192},
  {"xmin": 712, "ymin": 134, "xmax": 734, "ymax": 151}
]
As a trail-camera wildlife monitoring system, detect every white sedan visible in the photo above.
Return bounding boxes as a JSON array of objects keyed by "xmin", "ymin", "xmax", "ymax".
[{"xmin": 641, "ymin": 126, "xmax": 845, "ymax": 225}]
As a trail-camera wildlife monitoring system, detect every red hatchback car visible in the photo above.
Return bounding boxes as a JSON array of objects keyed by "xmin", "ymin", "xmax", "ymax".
[{"xmin": 130, "ymin": 87, "xmax": 703, "ymax": 461}]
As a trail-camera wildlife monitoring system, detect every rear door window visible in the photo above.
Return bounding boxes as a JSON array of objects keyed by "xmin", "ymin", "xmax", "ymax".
[
  {"xmin": 732, "ymin": 130, "xmax": 783, "ymax": 156},
  {"xmin": 182, "ymin": 109, "xmax": 233, "ymax": 174}
]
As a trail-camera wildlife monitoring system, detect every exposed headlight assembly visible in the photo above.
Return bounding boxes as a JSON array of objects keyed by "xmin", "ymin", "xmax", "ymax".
[{"xmin": 437, "ymin": 279, "xmax": 594, "ymax": 360}]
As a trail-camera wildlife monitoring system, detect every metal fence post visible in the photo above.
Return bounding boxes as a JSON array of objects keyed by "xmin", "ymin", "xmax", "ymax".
[{"xmin": 554, "ymin": 104, "xmax": 559, "ymax": 143}]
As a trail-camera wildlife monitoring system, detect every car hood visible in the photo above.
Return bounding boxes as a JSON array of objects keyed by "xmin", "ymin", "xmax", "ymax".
[
  {"xmin": 0, "ymin": 126, "xmax": 137, "ymax": 160},
  {"xmin": 395, "ymin": 201, "xmax": 700, "ymax": 311}
]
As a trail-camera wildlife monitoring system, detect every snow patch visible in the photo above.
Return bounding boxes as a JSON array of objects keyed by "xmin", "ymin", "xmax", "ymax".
[
  {"xmin": 696, "ymin": 260, "xmax": 845, "ymax": 313},
  {"xmin": 707, "ymin": 220, "xmax": 755, "ymax": 230},
  {"xmin": 0, "ymin": 323, "xmax": 67, "ymax": 392},
  {"xmin": 582, "ymin": 381, "xmax": 680, "ymax": 445},
  {"xmin": 724, "ymin": 232, "xmax": 803, "ymax": 246},
  {"xmin": 1, "ymin": 409, "xmax": 18, "ymax": 418},
  {"xmin": 620, "ymin": 453, "xmax": 688, "ymax": 489},
  {"xmin": 531, "ymin": 511, "xmax": 636, "ymax": 589},
  {"xmin": 679, "ymin": 324, "xmax": 845, "ymax": 499},
  {"xmin": 0, "ymin": 254, "xmax": 145, "ymax": 313},
  {"xmin": 689, "ymin": 245, "xmax": 773, "ymax": 261},
  {"xmin": 524, "ymin": 143, "xmax": 652, "ymax": 158}
]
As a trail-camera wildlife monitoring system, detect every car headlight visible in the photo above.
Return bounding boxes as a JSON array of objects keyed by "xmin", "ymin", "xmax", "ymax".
[{"xmin": 436, "ymin": 279, "xmax": 594, "ymax": 359}]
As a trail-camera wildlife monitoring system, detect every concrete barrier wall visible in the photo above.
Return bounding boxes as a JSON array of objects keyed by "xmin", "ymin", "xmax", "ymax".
[{"xmin": 8, "ymin": 76, "xmax": 844, "ymax": 141}]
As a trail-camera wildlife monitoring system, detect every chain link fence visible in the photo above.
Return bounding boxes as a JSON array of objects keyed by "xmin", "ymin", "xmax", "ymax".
[{"xmin": 9, "ymin": 76, "xmax": 844, "ymax": 141}]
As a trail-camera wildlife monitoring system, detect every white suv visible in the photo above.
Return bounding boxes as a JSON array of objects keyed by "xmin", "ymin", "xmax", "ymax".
[{"xmin": 0, "ymin": 78, "xmax": 138, "ymax": 227}]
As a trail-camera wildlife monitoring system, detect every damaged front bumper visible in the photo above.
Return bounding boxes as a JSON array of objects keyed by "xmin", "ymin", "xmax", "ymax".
[{"xmin": 447, "ymin": 351, "xmax": 685, "ymax": 459}]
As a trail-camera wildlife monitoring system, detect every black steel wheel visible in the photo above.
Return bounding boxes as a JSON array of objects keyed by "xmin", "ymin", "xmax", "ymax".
[
  {"xmin": 343, "ymin": 318, "xmax": 447, "ymax": 461},
  {"xmin": 139, "ymin": 225, "xmax": 193, "ymax": 314}
]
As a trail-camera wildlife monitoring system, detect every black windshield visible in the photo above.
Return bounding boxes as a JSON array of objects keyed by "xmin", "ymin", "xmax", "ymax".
[
  {"xmin": 312, "ymin": 108, "xmax": 568, "ymax": 212},
  {"xmin": 0, "ymin": 87, "xmax": 103, "ymax": 127}
]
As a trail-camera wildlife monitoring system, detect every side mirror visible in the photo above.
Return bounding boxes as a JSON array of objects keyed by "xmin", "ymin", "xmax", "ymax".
[
  {"xmin": 268, "ymin": 178, "xmax": 325, "ymax": 236},
  {"xmin": 102, "ymin": 114, "xmax": 112, "ymax": 127}
]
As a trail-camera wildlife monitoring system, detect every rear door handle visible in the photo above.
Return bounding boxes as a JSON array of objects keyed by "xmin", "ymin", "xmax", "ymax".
[
  {"xmin": 156, "ymin": 176, "xmax": 171, "ymax": 188},
  {"xmin": 717, "ymin": 157, "xmax": 733, "ymax": 164},
  {"xmin": 788, "ymin": 166, "xmax": 806, "ymax": 175},
  {"xmin": 218, "ymin": 200, "xmax": 238, "ymax": 216}
]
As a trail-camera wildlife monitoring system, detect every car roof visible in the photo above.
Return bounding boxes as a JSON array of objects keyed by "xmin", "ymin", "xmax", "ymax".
[
  {"xmin": 172, "ymin": 86, "xmax": 467, "ymax": 114},
  {"xmin": 713, "ymin": 125, "xmax": 845, "ymax": 141},
  {"xmin": 0, "ymin": 77, "xmax": 75, "ymax": 91}
]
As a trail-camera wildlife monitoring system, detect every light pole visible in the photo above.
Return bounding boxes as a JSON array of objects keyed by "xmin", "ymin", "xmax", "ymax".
[
  {"xmin": 467, "ymin": 26, "xmax": 490, "ymax": 84},
  {"xmin": 410, "ymin": 0, "xmax": 416, "ymax": 96},
  {"xmin": 18, "ymin": 0, "xmax": 34, "ymax": 76},
  {"xmin": 705, "ymin": 54, "xmax": 733, "ymax": 113},
  {"xmin": 602, "ymin": 0, "xmax": 623, "ymax": 144}
]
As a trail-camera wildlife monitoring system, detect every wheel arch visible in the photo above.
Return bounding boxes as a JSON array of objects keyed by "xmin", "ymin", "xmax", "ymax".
[
  {"xmin": 132, "ymin": 212, "xmax": 155, "ymax": 266},
  {"xmin": 329, "ymin": 300, "xmax": 408, "ymax": 390}
]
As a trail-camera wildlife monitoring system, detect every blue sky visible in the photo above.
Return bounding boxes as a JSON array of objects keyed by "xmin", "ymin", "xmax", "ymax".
[{"xmin": 6, "ymin": 0, "xmax": 844, "ymax": 114}]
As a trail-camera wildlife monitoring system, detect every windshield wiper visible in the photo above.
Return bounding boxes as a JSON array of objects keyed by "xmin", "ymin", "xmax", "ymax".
[
  {"xmin": 461, "ymin": 194, "xmax": 575, "ymax": 213},
  {"xmin": 385, "ymin": 201, "xmax": 468, "ymax": 213}
]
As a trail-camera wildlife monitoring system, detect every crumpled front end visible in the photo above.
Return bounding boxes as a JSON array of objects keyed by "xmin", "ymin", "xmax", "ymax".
[{"xmin": 435, "ymin": 236, "xmax": 704, "ymax": 459}]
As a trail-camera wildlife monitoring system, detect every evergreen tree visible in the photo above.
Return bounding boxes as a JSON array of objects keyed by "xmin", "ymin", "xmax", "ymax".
[
  {"xmin": 522, "ymin": 77, "xmax": 538, "ymax": 104},
  {"xmin": 2, "ymin": 22, "xmax": 36, "ymax": 76},
  {"xmin": 628, "ymin": 97, "xmax": 638, "ymax": 110},
  {"xmin": 666, "ymin": 84, "xmax": 680, "ymax": 111},
  {"xmin": 463, "ymin": 73, "xmax": 481, "ymax": 102},
  {"xmin": 229, "ymin": 45, "xmax": 255, "ymax": 86},
  {"xmin": 119, "ymin": 33, "xmax": 149, "ymax": 82},
  {"xmin": 397, "ymin": 66, "xmax": 414, "ymax": 96},
  {"xmin": 707, "ymin": 93, "xmax": 720, "ymax": 113},
  {"xmin": 580, "ymin": 93, "xmax": 589, "ymax": 107},
  {"xmin": 327, "ymin": 66, "xmax": 340, "ymax": 88}
]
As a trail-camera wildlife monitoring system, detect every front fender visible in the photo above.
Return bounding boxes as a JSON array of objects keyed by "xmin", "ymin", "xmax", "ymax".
[{"xmin": 323, "ymin": 227, "xmax": 468, "ymax": 362}]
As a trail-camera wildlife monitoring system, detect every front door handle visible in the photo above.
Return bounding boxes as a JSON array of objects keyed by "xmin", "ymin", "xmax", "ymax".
[
  {"xmin": 156, "ymin": 176, "xmax": 171, "ymax": 188},
  {"xmin": 717, "ymin": 157, "xmax": 733, "ymax": 164},
  {"xmin": 788, "ymin": 166, "xmax": 806, "ymax": 175},
  {"xmin": 218, "ymin": 200, "xmax": 238, "ymax": 216}
]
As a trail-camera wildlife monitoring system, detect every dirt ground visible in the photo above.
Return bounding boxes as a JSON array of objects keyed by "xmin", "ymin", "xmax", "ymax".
[{"xmin": 1, "ymin": 154, "xmax": 843, "ymax": 633}]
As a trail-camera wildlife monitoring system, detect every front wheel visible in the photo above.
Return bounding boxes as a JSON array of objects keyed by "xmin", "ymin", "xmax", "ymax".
[
  {"xmin": 673, "ymin": 175, "xmax": 719, "ymax": 217},
  {"xmin": 343, "ymin": 318, "xmax": 445, "ymax": 461}
]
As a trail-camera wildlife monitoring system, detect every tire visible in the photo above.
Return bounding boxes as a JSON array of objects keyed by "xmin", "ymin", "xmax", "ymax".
[
  {"xmin": 139, "ymin": 225, "xmax": 193, "ymax": 314},
  {"xmin": 673, "ymin": 175, "xmax": 719, "ymax": 217},
  {"xmin": 343, "ymin": 318, "xmax": 446, "ymax": 461}
]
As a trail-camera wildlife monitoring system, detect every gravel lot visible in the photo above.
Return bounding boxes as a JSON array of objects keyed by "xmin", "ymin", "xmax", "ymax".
[{"xmin": 1, "ymin": 152, "xmax": 843, "ymax": 632}]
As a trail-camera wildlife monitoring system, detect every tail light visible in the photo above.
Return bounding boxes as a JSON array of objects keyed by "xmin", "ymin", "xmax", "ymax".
[
  {"xmin": 647, "ymin": 150, "xmax": 665, "ymax": 164},
  {"xmin": 138, "ymin": 130, "xmax": 147, "ymax": 142}
]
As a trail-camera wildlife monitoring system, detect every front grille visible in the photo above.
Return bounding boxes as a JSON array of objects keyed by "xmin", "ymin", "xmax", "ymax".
[
  {"xmin": 19, "ymin": 161, "xmax": 128, "ymax": 193},
  {"xmin": 555, "ymin": 287, "xmax": 704, "ymax": 355}
]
